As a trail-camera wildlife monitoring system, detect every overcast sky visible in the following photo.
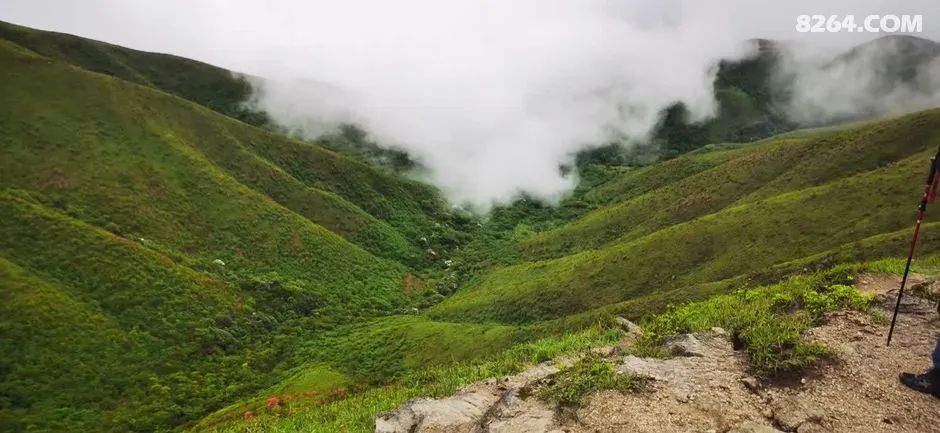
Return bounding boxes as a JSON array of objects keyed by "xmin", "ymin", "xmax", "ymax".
[
  {"xmin": 2, "ymin": 1, "xmax": 937, "ymax": 78},
  {"xmin": 2, "ymin": 1, "xmax": 938, "ymax": 207}
]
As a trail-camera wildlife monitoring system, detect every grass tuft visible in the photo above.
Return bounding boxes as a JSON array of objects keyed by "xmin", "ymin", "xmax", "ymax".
[
  {"xmin": 633, "ymin": 266, "xmax": 874, "ymax": 374},
  {"xmin": 537, "ymin": 355, "xmax": 648, "ymax": 406},
  {"xmin": 197, "ymin": 327, "xmax": 621, "ymax": 433}
]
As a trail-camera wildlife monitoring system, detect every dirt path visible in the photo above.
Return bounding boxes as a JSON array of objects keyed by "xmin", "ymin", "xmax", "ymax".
[
  {"xmin": 793, "ymin": 272, "xmax": 940, "ymax": 433},
  {"xmin": 377, "ymin": 273, "xmax": 940, "ymax": 433}
]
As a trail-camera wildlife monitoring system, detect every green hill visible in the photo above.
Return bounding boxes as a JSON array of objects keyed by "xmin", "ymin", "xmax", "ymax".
[
  {"xmin": 0, "ymin": 20, "xmax": 266, "ymax": 125},
  {"xmin": 0, "ymin": 35, "xmax": 457, "ymax": 266},
  {"xmin": 0, "ymin": 32, "xmax": 474, "ymax": 432},
  {"xmin": 428, "ymin": 109, "xmax": 940, "ymax": 324},
  {"xmin": 4, "ymin": 21, "xmax": 940, "ymax": 433}
]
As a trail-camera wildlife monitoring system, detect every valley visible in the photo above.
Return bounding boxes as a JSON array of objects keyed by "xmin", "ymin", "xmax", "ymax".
[{"xmin": 1, "ymin": 19, "xmax": 940, "ymax": 433}]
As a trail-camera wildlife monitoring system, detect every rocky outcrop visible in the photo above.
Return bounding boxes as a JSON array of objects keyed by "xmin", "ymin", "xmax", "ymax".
[
  {"xmin": 375, "ymin": 363, "xmax": 561, "ymax": 433},
  {"xmin": 664, "ymin": 333, "xmax": 709, "ymax": 357},
  {"xmin": 375, "ymin": 392, "xmax": 501, "ymax": 433},
  {"xmin": 376, "ymin": 278, "xmax": 940, "ymax": 433}
]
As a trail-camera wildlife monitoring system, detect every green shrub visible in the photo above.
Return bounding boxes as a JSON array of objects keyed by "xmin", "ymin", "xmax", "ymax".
[
  {"xmin": 634, "ymin": 267, "xmax": 874, "ymax": 374},
  {"xmin": 537, "ymin": 355, "xmax": 647, "ymax": 406}
]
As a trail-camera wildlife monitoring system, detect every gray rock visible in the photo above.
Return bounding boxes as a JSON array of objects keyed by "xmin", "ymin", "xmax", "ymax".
[
  {"xmin": 729, "ymin": 420, "xmax": 785, "ymax": 433},
  {"xmin": 772, "ymin": 397, "xmax": 825, "ymax": 431},
  {"xmin": 618, "ymin": 355, "xmax": 693, "ymax": 399},
  {"xmin": 616, "ymin": 317, "xmax": 642, "ymax": 336},
  {"xmin": 740, "ymin": 376, "xmax": 760, "ymax": 392},
  {"xmin": 665, "ymin": 334, "xmax": 707, "ymax": 357},
  {"xmin": 483, "ymin": 391, "xmax": 556, "ymax": 433},
  {"xmin": 376, "ymin": 391, "xmax": 500, "ymax": 433},
  {"xmin": 376, "ymin": 362, "xmax": 562, "ymax": 433},
  {"xmin": 710, "ymin": 327, "xmax": 728, "ymax": 336}
]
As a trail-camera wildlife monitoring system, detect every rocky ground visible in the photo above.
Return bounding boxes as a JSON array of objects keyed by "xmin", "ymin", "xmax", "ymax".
[{"xmin": 375, "ymin": 273, "xmax": 940, "ymax": 433}]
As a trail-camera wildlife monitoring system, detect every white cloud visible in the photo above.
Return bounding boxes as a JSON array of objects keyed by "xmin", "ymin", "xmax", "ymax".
[
  {"xmin": 236, "ymin": 0, "xmax": 755, "ymax": 207},
  {"xmin": 2, "ymin": 0, "xmax": 938, "ymax": 208},
  {"xmin": 780, "ymin": 36, "xmax": 940, "ymax": 124}
]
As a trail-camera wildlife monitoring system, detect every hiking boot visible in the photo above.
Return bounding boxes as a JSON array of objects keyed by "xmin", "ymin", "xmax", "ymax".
[{"xmin": 899, "ymin": 370, "xmax": 940, "ymax": 397}]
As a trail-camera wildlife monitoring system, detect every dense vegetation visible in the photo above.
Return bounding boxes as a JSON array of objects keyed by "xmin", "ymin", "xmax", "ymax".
[
  {"xmin": 0, "ymin": 33, "xmax": 469, "ymax": 432},
  {"xmin": 3, "ymin": 22, "xmax": 940, "ymax": 433},
  {"xmin": 196, "ymin": 257, "xmax": 937, "ymax": 433},
  {"xmin": 429, "ymin": 109, "xmax": 940, "ymax": 325},
  {"xmin": 197, "ymin": 328, "xmax": 622, "ymax": 433}
]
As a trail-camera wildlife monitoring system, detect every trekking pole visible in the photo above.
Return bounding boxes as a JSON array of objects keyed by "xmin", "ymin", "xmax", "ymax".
[{"xmin": 887, "ymin": 146, "xmax": 940, "ymax": 346}]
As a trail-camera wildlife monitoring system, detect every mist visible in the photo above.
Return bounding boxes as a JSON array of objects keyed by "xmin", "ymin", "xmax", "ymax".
[
  {"xmin": 2, "ymin": 0, "xmax": 938, "ymax": 208},
  {"xmin": 779, "ymin": 36, "xmax": 940, "ymax": 125},
  {"xmin": 247, "ymin": 1, "xmax": 755, "ymax": 208}
]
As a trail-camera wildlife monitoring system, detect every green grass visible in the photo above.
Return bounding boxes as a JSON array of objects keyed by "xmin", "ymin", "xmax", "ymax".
[
  {"xmin": 633, "ymin": 265, "xmax": 873, "ymax": 373},
  {"xmin": 428, "ymin": 110, "xmax": 940, "ymax": 324},
  {"xmin": 193, "ymin": 260, "xmax": 909, "ymax": 432},
  {"xmin": 536, "ymin": 355, "xmax": 647, "ymax": 406},
  {"xmin": 190, "ymin": 328, "xmax": 621, "ymax": 433},
  {"xmin": 291, "ymin": 316, "xmax": 526, "ymax": 382},
  {"xmin": 525, "ymin": 109, "xmax": 940, "ymax": 260},
  {"xmin": 5, "ymin": 21, "xmax": 940, "ymax": 433},
  {"xmin": 189, "ymin": 315, "xmax": 531, "ymax": 427},
  {"xmin": 529, "ymin": 223, "xmax": 940, "ymax": 334},
  {"xmin": 0, "ymin": 192, "xmax": 264, "ymax": 431},
  {"xmin": 628, "ymin": 256, "xmax": 940, "ymax": 374},
  {"xmin": 0, "ymin": 35, "xmax": 466, "ymax": 432},
  {"xmin": 0, "ymin": 20, "xmax": 267, "ymax": 125}
]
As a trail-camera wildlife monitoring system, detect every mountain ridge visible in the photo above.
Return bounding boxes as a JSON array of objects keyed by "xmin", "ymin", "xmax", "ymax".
[{"xmin": 2, "ymin": 21, "xmax": 940, "ymax": 433}]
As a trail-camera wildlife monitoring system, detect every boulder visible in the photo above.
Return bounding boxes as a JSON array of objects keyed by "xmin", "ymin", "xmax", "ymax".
[
  {"xmin": 772, "ymin": 397, "xmax": 824, "ymax": 431},
  {"xmin": 616, "ymin": 317, "xmax": 642, "ymax": 336},
  {"xmin": 483, "ymin": 392, "xmax": 556, "ymax": 433},
  {"xmin": 665, "ymin": 334, "xmax": 707, "ymax": 357},
  {"xmin": 618, "ymin": 355, "xmax": 693, "ymax": 398},
  {"xmin": 376, "ymin": 391, "xmax": 500, "ymax": 433},
  {"xmin": 376, "ymin": 362, "xmax": 562, "ymax": 433},
  {"xmin": 740, "ymin": 376, "xmax": 760, "ymax": 393}
]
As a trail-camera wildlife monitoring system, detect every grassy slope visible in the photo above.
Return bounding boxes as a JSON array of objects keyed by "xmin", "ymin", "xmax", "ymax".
[
  {"xmin": 0, "ymin": 37, "xmax": 441, "ymax": 266},
  {"xmin": 429, "ymin": 109, "xmax": 940, "ymax": 324},
  {"xmin": 526, "ymin": 111, "xmax": 939, "ymax": 259},
  {"xmin": 6, "ymin": 21, "xmax": 940, "ymax": 433},
  {"xmin": 0, "ymin": 186, "xmax": 515, "ymax": 432},
  {"xmin": 191, "ymin": 315, "xmax": 529, "ymax": 428},
  {"xmin": 0, "ymin": 21, "xmax": 457, "ymax": 263},
  {"xmin": 538, "ymin": 221, "xmax": 940, "ymax": 333},
  {"xmin": 0, "ymin": 37, "xmax": 488, "ymax": 433},
  {"xmin": 0, "ymin": 191, "xmax": 255, "ymax": 431},
  {"xmin": 193, "ymin": 327, "xmax": 620, "ymax": 433},
  {"xmin": 0, "ymin": 20, "xmax": 265, "ymax": 125},
  {"xmin": 196, "ymin": 257, "xmax": 938, "ymax": 433}
]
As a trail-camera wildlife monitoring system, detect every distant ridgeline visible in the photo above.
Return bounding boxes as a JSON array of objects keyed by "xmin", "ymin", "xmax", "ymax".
[
  {"xmin": 578, "ymin": 36, "xmax": 940, "ymax": 165},
  {"xmin": 2, "ymin": 19, "xmax": 940, "ymax": 433}
]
